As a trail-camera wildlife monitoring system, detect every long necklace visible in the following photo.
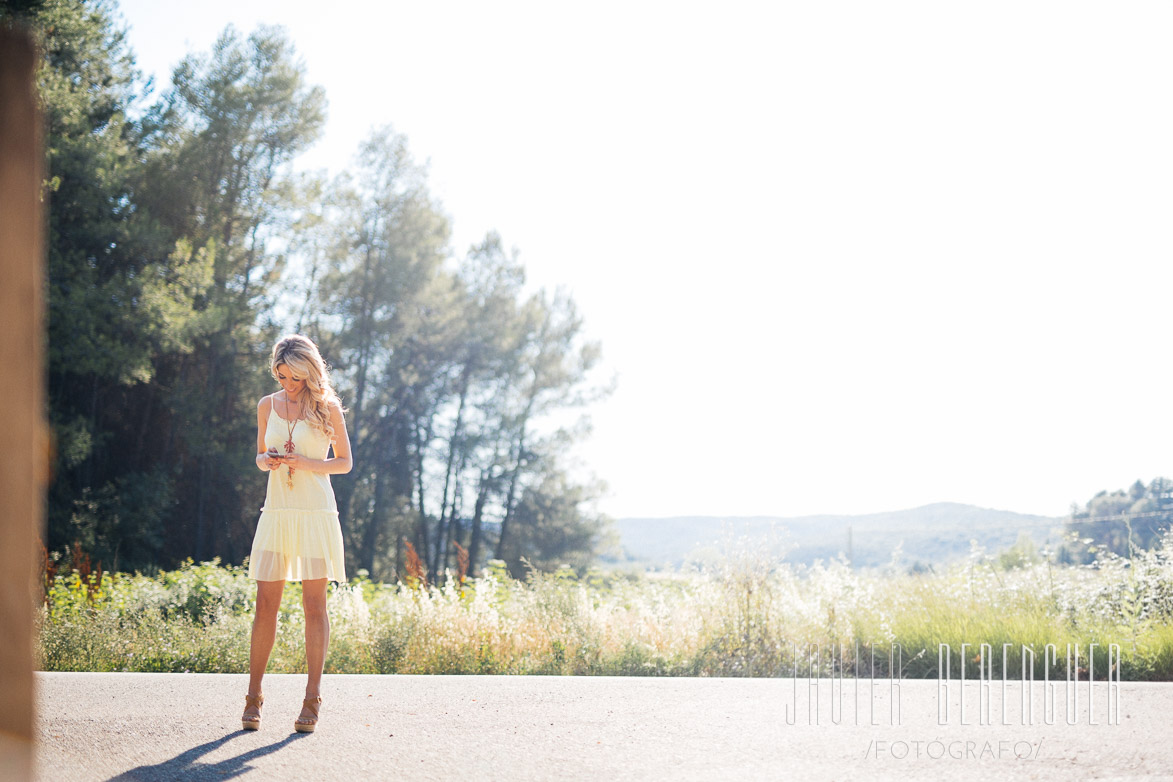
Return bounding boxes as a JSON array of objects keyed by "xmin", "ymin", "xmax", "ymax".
[{"xmin": 283, "ymin": 394, "xmax": 302, "ymax": 489}]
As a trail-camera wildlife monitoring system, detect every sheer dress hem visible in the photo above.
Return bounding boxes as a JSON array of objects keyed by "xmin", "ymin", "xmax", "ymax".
[{"xmin": 247, "ymin": 508, "xmax": 346, "ymax": 583}]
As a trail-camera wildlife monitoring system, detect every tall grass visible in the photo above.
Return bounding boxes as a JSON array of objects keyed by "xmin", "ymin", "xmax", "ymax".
[{"xmin": 36, "ymin": 533, "xmax": 1173, "ymax": 679}]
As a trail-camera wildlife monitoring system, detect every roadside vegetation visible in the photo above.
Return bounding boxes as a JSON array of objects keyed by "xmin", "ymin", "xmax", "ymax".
[{"xmin": 37, "ymin": 533, "xmax": 1173, "ymax": 680}]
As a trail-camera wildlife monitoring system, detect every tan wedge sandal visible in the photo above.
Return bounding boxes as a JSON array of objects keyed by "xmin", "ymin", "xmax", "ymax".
[
  {"xmin": 242, "ymin": 693, "xmax": 263, "ymax": 731},
  {"xmin": 294, "ymin": 695, "xmax": 322, "ymax": 733}
]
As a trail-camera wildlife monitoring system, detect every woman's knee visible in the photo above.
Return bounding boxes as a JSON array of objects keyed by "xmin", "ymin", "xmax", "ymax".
[
  {"xmin": 254, "ymin": 580, "xmax": 285, "ymax": 616},
  {"xmin": 301, "ymin": 581, "xmax": 329, "ymax": 621}
]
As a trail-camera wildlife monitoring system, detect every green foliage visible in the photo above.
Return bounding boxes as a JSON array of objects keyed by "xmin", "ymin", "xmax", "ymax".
[
  {"xmin": 1060, "ymin": 477, "xmax": 1173, "ymax": 563},
  {"xmin": 505, "ymin": 470, "xmax": 608, "ymax": 573},
  {"xmin": 996, "ymin": 533, "xmax": 1040, "ymax": 571},
  {"xmin": 63, "ymin": 468, "xmax": 173, "ymax": 570},
  {"xmin": 31, "ymin": 0, "xmax": 194, "ymax": 570},
  {"xmin": 35, "ymin": 0, "xmax": 164, "ymax": 383},
  {"xmin": 132, "ymin": 23, "xmax": 329, "ymax": 565},
  {"xmin": 36, "ymin": 0, "xmax": 609, "ymax": 579},
  {"xmin": 36, "ymin": 534, "xmax": 1173, "ymax": 679},
  {"xmin": 313, "ymin": 128, "xmax": 609, "ymax": 581},
  {"xmin": 0, "ymin": 0, "xmax": 48, "ymax": 21}
]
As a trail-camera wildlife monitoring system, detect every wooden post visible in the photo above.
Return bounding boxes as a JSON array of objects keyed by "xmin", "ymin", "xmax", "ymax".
[{"xmin": 0, "ymin": 24, "xmax": 47, "ymax": 782}]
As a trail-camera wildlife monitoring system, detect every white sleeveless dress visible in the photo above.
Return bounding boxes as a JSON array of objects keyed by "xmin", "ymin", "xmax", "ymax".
[{"xmin": 247, "ymin": 402, "xmax": 346, "ymax": 582}]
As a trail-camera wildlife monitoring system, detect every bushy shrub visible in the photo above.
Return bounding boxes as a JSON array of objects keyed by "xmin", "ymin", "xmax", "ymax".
[{"xmin": 36, "ymin": 533, "xmax": 1173, "ymax": 679}]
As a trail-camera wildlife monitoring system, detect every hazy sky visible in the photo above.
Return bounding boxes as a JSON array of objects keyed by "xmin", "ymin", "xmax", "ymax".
[{"xmin": 115, "ymin": 0, "xmax": 1173, "ymax": 519}]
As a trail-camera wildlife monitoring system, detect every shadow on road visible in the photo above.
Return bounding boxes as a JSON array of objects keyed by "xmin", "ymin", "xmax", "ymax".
[{"xmin": 105, "ymin": 730, "xmax": 311, "ymax": 781}]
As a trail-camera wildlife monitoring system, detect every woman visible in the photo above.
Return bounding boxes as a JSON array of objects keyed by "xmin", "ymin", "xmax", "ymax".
[{"xmin": 241, "ymin": 334, "xmax": 352, "ymax": 733}]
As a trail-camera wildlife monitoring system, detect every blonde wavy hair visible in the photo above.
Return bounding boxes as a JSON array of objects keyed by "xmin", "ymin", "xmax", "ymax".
[{"xmin": 270, "ymin": 334, "xmax": 343, "ymax": 443}]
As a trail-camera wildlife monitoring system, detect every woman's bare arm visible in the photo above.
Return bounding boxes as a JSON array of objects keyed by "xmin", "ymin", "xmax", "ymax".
[{"xmin": 255, "ymin": 396, "xmax": 281, "ymax": 472}]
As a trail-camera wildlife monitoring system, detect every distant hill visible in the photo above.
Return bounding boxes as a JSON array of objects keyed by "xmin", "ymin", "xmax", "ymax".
[{"xmin": 610, "ymin": 503, "xmax": 1063, "ymax": 569}]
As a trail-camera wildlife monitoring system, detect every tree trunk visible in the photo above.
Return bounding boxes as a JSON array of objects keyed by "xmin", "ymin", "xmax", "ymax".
[
  {"xmin": 333, "ymin": 242, "xmax": 376, "ymax": 555},
  {"xmin": 130, "ymin": 382, "xmax": 156, "ymax": 473},
  {"xmin": 442, "ymin": 457, "xmax": 467, "ymax": 573},
  {"xmin": 413, "ymin": 417, "xmax": 431, "ymax": 565},
  {"xmin": 495, "ymin": 391, "xmax": 534, "ymax": 565},
  {"xmin": 360, "ymin": 460, "xmax": 386, "ymax": 576},
  {"xmin": 432, "ymin": 365, "xmax": 470, "ymax": 573},
  {"xmin": 468, "ymin": 471, "xmax": 491, "ymax": 576},
  {"xmin": 359, "ymin": 412, "xmax": 397, "ymax": 577}
]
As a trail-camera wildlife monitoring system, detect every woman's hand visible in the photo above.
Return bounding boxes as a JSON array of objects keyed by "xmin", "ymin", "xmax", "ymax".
[
  {"xmin": 258, "ymin": 448, "xmax": 283, "ymax": 471},
  {"xmin": 281, "ymin": 452, "xmax": 310, "ymax": 472}
]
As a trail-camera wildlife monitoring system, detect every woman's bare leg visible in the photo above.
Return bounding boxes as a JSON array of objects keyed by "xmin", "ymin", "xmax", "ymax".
[
  {"xmin": 248, "ymin": 579, "xmax": 285, "ymax": 707},
  {"xmin": 299, "ymin": 578, "xmax": 330, "ymax": 723}
]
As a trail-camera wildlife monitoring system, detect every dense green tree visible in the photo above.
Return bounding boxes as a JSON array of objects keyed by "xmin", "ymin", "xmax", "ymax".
[
  {"xmin": 432, "ymin": 233, "xmax": 527, "ymax": 574},
  {"xmin": 499, "ymin": 448, "xmax": 609, "ymax": 574},
  {"xmin": 316, "ymin": 126, "xmax": 454, "ymax": 579},
  {"xmin": 493, "ymin": 289, "xmax": 604, "ymax": 568},
  {"xmin": 135, "ymin": 24, "xmax": 326, "ymax": 563},
  {"xmin": 26, "ymin": 0, "xmax": 611, "ymax": 577},
  {"xmin": 22, "ymin": 0, "xmax": 200, "ymax": 569},
  {"xmin": 0, "ymin": 0, "xmax": 48, "ymax": 23},
  {"xmin": 1060, "ymin": 477, "xmax": 1173, "ymax": 562},
  {"xmin": 317, "ymin": 131, "xmax": 609, "ymax": 579}
]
